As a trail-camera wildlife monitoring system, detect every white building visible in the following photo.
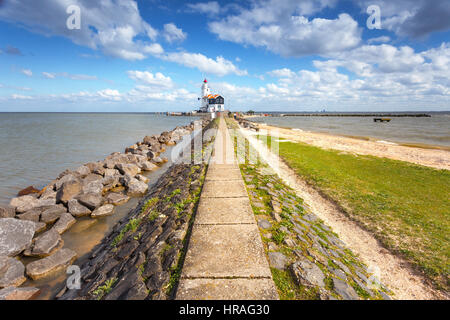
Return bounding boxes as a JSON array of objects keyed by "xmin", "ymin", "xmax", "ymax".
[{"xmin": 199, "ymin": 79, "xmax": 224, "ymax": 113}]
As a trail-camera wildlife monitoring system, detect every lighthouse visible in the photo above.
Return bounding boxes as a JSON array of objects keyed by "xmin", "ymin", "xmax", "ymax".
[
  {"xmin": 199, "ymin": 79, "xmax": 225, "ymax": 113},
  {"xmin": 201, "ymin": 78, "xmax": 211, "ymax": 97}
]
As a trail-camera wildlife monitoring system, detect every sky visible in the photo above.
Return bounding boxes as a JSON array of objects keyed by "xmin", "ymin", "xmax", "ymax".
[{"xmin": 0, "ymin": 0, "xmax": 449, "ymax": 112}]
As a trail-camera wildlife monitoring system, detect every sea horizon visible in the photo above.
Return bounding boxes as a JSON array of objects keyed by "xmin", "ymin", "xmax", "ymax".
[{"xmin": 1, "ymin": 110, "xmax": 449, "ymax": 114}]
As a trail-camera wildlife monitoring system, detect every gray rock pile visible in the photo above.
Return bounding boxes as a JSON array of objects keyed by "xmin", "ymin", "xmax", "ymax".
[
  {"xmin": 59, "ymin": 120, "xmax": 215, "ymax": 300},
  {"xmin": 0, "ymin": 118, "xmax": 210, "ymax": 300}
]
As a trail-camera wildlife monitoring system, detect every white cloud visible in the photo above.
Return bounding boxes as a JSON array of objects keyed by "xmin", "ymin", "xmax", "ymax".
[
  {"xmin": 209, "ymin": 0, "xmax": 360, "ymax": 57},
  {"xmin": 186, "ymin": 1, "xmax": 221, "ymax": 15},
  {"xmin": 42, "ymin": 72, "xmax": 56, "ymax": 79},
  {"xmin": 41, "ymin": 72, "xmax": 97, "ymax": 80},
  {"xmin": 367, "ymin": 36, "xmax": 391, "ymax": 44},
  {"xmin": 207, "ymin": 82, "xmax": 259, "ymax": 107},
  {"xmin": 163, "ymin": 52, "xmax": 247, "ymax": 76},
  {"xmin": 355, "ymin": 0, "xmax": 450, "ymax": 38},
  {"xmin": 331, "ymin": 44, "xmax": 425, "ymax": 74},
  {"xmin": 0, "ymin": 0, "xmax": 161, "ymax": 61},
  {"xmin": 163, "ymin": 23, "xmax": 187, "ymax": 43},
  {"xmin": 247, "ymin": 42, "xmax": 450, "ymax": 109},
  {"xmin": 21, "ymin": 69, "xmax": 32, "ymax": 77},
  {"xmin": 268, "ymin": 68, "xmax": 296, "ymax": 78},
  {"xmin": 12, "ymin": 94, "xmax": 32, "ymax": 100},
  {"xmin": 127, "ymin": 88, "xmax": 197, "ymax": 102},
  {"xmin": 127, "ymin": 71, "xmax": 174, "ymax": 89},
  {"xmin": 65, "ymin": 73, "xmax": 98, "ymax": 80},
  {"xmin": 97, "ymin": 89, "xmax": 122, "ymax": 101},
  {"xmin": 143, "ymin": 43, "xmax": 164, "ymax": 55}
]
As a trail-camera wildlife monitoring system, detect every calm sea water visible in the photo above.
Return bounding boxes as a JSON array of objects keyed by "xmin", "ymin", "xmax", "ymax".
[
  {"xmin": 0, "ymin": 113, "xmax": 196, "ymax": 205},
  {"xmin": 251, "ymin": 113, "xmax": 450, "ymax": 148}
]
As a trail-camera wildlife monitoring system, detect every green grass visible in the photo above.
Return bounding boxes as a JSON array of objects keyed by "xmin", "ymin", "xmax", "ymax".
[
  {"xmin": 111, "ymin": 217, "xmax": 142, "ymax": 247},
  {"xmin": 165, "ymin": 189, "xmax": 181, "ymax": 202},
  {"xmin": 272, "ymin": 226, "xmax": 287, "ymax": 245},
  {"xmin": 148, "ymin": 210, "xmax": 159, "ymax": 221},
  {"xmin": 262, "ymin": 135, "xmax": 450, "ymax": 289},
  {"xmin": 93, "ymin": 278, "xmax": 117, "ymax": 300},
  {"xmin": 141, "ymin": 197, "xmax": 158, "ymax": 214},
  {"xmin": 271, "ymin": 268, "xmax": 319, "ymax": 300}
]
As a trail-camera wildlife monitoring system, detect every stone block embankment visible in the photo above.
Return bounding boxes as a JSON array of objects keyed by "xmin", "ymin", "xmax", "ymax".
[{"xmin": 58, "ymin": 120, "xmax": 216, "ymax": 300}]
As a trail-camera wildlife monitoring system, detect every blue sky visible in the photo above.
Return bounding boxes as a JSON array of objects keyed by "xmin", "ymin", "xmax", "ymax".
[{"xmin": 0, "ymin": 0, "xmax": 449, "ymax": 112}]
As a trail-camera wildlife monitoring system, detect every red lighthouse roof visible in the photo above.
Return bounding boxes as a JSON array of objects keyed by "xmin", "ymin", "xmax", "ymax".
[{"xmin": 203, "ymin": 78, "xmax": 207, "ymax": 83}]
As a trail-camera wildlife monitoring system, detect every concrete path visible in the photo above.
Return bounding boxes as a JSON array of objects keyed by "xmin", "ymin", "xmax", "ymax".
[{"xmin": 176, "ymin": 117, "xmax": 278, "ymax": 300}]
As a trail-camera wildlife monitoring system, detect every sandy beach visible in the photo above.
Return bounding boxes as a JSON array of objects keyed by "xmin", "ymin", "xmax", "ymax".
[{"xmin": 253, "ymin": 123, "xmax": 450, "ymax": 171}]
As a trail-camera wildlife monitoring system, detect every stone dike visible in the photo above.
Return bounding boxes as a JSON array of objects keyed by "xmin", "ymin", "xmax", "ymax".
[
  {"xmin": 58, "ymin": 119, "xmax": 216, "ymax": 300},
  {"xmin": 0, "ymin": 118, "xmax": 211, "ymax": 300},
  {"xmin": 227, "ymin": 119, "xmax": 393, "ymax": 300}
]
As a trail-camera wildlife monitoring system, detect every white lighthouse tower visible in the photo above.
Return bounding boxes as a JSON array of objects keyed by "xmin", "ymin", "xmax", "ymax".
[
  {"xmin": 199, "ymin": 79, "xmax": 225, "ymax": 113},
  {"xmin": 201, "ymin": 78, "xmax": 210, "ymax": 97}
]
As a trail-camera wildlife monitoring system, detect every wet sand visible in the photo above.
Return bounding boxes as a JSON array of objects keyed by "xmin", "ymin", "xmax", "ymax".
[{"xmin": 255, "ymin": 123, "xmax": 450, "ymax": 170}]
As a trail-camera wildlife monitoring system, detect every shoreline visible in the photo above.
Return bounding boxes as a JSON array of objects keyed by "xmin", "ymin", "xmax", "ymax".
[
  {"xmin": 0, "ymin": 117, "xmax": 211, "ymax": 299},
  {"xmin": 245, "ymin": 121, "xmax": 450, "ymax": 170},
  {"xmin": 283, "ymin": 125, "xmax": 450, "ymax": 151}
]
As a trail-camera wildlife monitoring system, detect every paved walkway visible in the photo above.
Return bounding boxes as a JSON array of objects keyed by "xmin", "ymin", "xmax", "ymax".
[{"xmin": 176, "ymin": 117, "xmax": 278, "ymax": 300}]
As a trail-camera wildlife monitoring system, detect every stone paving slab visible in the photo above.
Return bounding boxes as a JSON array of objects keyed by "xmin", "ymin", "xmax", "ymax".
[
  {"xmin": 205, "ymin": 168, "xmax": 242, "ymax": 181},
  {"xmin": 201, "ymin": 180, "xmax": 247, "ymax": 198},
  {"xmin": 181, "ymin": 224, "xmax": 272, "ymax": 278},
  {"xmin": 195, "ymin": 197, "xmax": 255, "ymax": 225},
  {"xmin": 177, "ymin": 278, "xmax": 279, "ymax": 300},
  {"xmin": 209, "ymin": 157, "xmax": 237, "ymax": 165},
  {"xmin": 208, "ymin": 163, "xmax": 239, "ymax": 170}
]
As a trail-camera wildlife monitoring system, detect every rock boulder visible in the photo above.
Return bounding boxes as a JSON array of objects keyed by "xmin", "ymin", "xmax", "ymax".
[
  {"xmin": 17, "ymin": 186, "xmax": 40, "ymax": 197},
  {"xmin": 40, "ymin": 205, "xmax": 67, "ymax": 224},
  {"xmin": 29, "ymin": 229, "xmax": 63, "ymax": 257},
  {"xmin": 16, "ymin": 209, "xmax": 42, "ymax": 222},
  {"xmin": 0, "ymin": 206, "xmax": 15, "ymax": 219},
  {"xmin": 81, "ymin": 180, "xmax": 103, "ymax": 195},
  {"xmin": 26, "ymin": 248, "xmax": 77, "ymax": 280},
  {"xmin": 54, "ymin": 174, "xmax": 77, "ymax": 190},
  {"xmin": 268, "ymin": 252, "xmax": 288, "ymax": 270},
  {"xmin": 0, "ymin": 218, "xmax": 35, "ymax": 256},
  {"xmin": 75, "ymin": 165, "xmax": 90, "ymax": 177},
  {"xmin": 0, "ymin": 286, "xmax": 40, "ymax": 300},
  {"xmin": 56, "ymin": 179, "xmax": 82, "ymax": 204},
  {"xmin": 52, "ymin": 213, "xmax": 76, "ymax": 234},
  {"xmin": 91, "ymin": 204, "xmax": 115, "ymax": 218},
  {"xmin": 105, "ymin": 193, "xmax": 130, "ymax": 205},
  {"xmin": 68, "ymin": 199, "xmax": 91, "ymax": 217},
  {"xmin": 290, "ymin": 258, "xmax": 325, "ymax": 288},
  {"xmin": 0, "ymin": 256, "xmax": 26, "ymax": 288},
  {"xmin": 76, "ymin": 193, "xmax": 103, "ymax": 210},
  {"xmin": 125, "ymin": 178, "xmax": 148, "ymax": 196},
  {"xmin": 141, "ymin": 161, "xmax": 157, "ymax": 171},
  {"xmin": 116, "ymin": 163, "xmax": 141, "ymax": 177},
  {"xmin": 9, "ymin": 195, "xmax": 40, "ymax": 213}
]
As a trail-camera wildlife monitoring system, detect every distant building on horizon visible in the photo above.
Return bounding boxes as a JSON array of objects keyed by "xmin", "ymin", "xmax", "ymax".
[{"xmin": 199, "ymin": 79, "xmax": 224, "ymax": 113}]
